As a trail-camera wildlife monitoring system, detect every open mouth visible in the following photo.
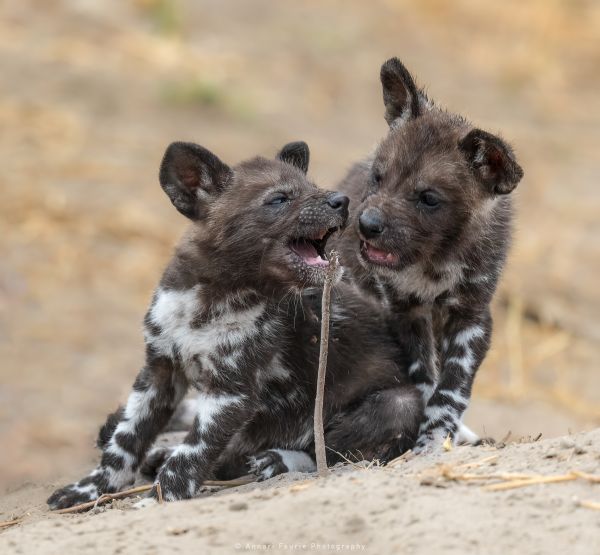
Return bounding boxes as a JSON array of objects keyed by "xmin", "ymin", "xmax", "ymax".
[
  {"xmin": 289, "ymin": 227, "xmax": 340, "ymax": 268},
  {"xmin": 360, "ymin": 240, "xmax": 399, "ymax": 267}
]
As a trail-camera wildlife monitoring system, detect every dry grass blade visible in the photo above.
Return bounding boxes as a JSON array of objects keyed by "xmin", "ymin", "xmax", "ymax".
[
  {"xmin": 0, "ymin": 517, "xmax": 23, "ymax": 530},
  {"xmin": 325, "ymin": 446, "xmax": 364, "ymax": 470},
  {"xmin": 387, "ymin": 449, "xmax": 415, "ymax": 467},
  {"xmin": 442, "ymin": 435, "xmax": 453, "ymax": 451},
  {"xmin": 572, "ymin": 471, "xmax": 600, "ymax": 484},
  {"xmin": 156, "ymin": 482, "xmax": 163, "ymax": 504},
  {"xmin": 439, "ymin": 468, "xmax": 534, "ymax": 482},
  {"xmin": 424, "ymin": 461, "xmax": 600, "ymax": 493},
  {"xmin": 313, "ymin": 252, "xmax": 338, "ymax": 477},
  {"xmin": 483, "ymin": 472, "xmax": 578, "ymax": 491},
  {"xmin": 455, "ymin": 455, "xmax": 500, "ymax": 469},
  {"xmin": 580, "ymin": 500, "xmax": 600, "ymax": 511}
]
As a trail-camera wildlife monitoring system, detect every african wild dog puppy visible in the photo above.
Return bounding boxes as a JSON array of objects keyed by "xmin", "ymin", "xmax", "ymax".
[
  {"xmin": 336, "ymin": 58, "xmax": 524, "ymax": 455},
  {"xmin": 140, "ymin": 280, "xmax": 424, "ymax": 483},
  {"xmin": 47, "ymin": 140, "xmax": 350, "ymax": 508}
]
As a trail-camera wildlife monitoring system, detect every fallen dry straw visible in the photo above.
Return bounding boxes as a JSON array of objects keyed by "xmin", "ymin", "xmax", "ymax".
[
  {"xmin": 483, "ymin": 470, "xmax": 600, "ymax": 492},
  {"xmin": 580, "ymin": 500, "xmax": 600, "ymax": 511},
  {"xmin": 483, "ymin": 472, "xmax": 579, "ymax": 491},
  {"xmin": 419, "ymin": 460, "xmax": 600, "ymax": 493}
]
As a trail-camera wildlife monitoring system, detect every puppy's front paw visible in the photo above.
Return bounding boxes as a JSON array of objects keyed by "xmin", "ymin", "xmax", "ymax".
[
  {"xmin": 414, "ymin": 428, "xmax": 453, "ymax": 454},
  {"xmin": 248, "ymin": 450, "xmax": 289, "ymax": 481},
  {"xmin": 47, "ymin": 469, "xmax": 111, "ymax": 510},
  {"xmin": 154, "ymin": 455, "xmax": 199, "ymax": 502},
  {"xmin": 140, "ymin": 446, "xmax": 174, "ymax": 480}
]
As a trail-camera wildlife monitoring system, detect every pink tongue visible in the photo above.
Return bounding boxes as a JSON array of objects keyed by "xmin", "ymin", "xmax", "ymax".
[
  {"xmin": 292, "ymin": 241, "xmax": 329, "ymax": 267},
  {"xmin": 366, "ymin": 243, "xmax": 396, "ymax": 263}
]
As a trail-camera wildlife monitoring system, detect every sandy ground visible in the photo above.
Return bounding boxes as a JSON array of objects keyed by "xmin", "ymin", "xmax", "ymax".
[
  {"xmin": 1, "ymin": 429, "xmax": 599, "ymax": 554},
  {"xmin": 1, "ymin": 0, "xmax": 599, "ymax": 492},
  {"xmin": 1, "ymin": 1, "xmax": 599, "ymax": 552}
]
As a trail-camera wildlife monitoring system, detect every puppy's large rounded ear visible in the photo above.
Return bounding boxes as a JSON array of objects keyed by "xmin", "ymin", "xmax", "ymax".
[
  {"xmin": 277, "ymin": 141, "xmax": 310, "ymax": 174},
  {"xmin": 159, "ymin": 142, "xmax": 232, "ymax": 220},
  {"xmin": 380, "ymin": 58, "xmax": 422, "ymax": 126},
  {"xmin": 459, "ymin": 129, "xmax": 524, "ymax": 195}
]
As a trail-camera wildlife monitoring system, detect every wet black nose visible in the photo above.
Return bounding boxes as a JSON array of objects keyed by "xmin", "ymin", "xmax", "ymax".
[
  {"xmin": 327, "ymin": 192, "xmax": 350, "ymax": 214},
  {"xmin": 359, "ymin": 208, "xmax": 385, "ymax": 238}
]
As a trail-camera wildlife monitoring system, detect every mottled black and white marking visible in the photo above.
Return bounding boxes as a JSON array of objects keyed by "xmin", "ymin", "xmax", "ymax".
[
  {"xmin": 335, "ymin": 57, "xmax": 523, "ymax": 455},
  {"xmin": 48, "ymin": 140, "xmax": 350, "ymax": 507},
  {"xmin": 48, "ymin": 139, "xmax": 423, "ymax": 508}
]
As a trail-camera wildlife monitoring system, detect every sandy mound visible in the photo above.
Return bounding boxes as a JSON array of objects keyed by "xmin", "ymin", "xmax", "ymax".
[{"xmin": 1, "ymin": 429, "xmax": 598, "ymax": 554}]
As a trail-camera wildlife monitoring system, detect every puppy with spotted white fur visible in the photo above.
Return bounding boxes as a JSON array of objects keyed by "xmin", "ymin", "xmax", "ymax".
[
  {"xmin": 47, "ymin": 140, "xmax": 350, "ymax": 507},
  {"xmin": 49, "ymin": 139, "xmax": 424, "ymax": 506}
]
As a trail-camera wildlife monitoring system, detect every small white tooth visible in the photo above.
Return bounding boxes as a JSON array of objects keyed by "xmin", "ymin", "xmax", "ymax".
[{"xmin": 386, "ymin": 253, "xmax": 393, "ymax": 260}]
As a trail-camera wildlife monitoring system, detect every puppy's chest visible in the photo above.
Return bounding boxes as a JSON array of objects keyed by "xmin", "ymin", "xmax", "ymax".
[{"xmin": 145, "ymin": 286, "xmax": 274, "ymax": 379}]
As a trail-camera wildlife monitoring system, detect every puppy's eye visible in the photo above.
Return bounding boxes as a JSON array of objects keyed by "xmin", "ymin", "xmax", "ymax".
[
  {"xmin": 266, "ymin": 194, "xmax": 289, "ymax": 205},
  {"xmin": 417, "ymin": 190, "xmax": 441, "ymax": 209},
  {"xmin": 371, "ymin": 170, "xmax": 382, "ymax": 186}
]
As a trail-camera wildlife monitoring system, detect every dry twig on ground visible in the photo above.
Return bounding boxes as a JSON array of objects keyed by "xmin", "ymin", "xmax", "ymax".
[
  {"xmin": 0, "ymin": 517, "xmax": 23, "ymax": 530},
  {"xmin": 51, "ymin": 474, "xmax": 257, "ymax": 515},
  {"xmin": 54, "ymin": 484, "xmax": 153, "ymax": 514}
]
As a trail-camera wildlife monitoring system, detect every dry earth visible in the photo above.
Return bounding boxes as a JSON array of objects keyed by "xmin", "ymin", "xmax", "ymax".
[
  {"xmin": 1, "ymin": 1, "xmax": 599, "ymax": 552},
  {"xmin": 1, "ymin": 429, "xmax": 599, "ymax": 554},
  {"xmin": 1, "ymin": 0, "xmax": 599, "ymax": 490}
]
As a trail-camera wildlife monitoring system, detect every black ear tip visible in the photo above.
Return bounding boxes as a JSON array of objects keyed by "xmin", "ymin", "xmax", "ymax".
[
  {"xmin": 284, "ymin": 140, "xmax": 309, "ymax": 154},
  {"xmin": 277, "ymin": 141, "xmax": 310, "ymax": 173},
  {"xmin": 163, "ymin": 141, "xmax": 188, "ymax": 157},
  {"xmin": 380, "ymin": 57, "xmax": 406, "ymax": 79}
]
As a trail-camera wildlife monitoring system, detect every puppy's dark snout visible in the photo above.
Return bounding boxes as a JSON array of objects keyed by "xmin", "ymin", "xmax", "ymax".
[
  {"xmin": 359, "ymin": 208, "xmax": 385, "ymax": 238},
  {"xmin": 327, "ymin": 192, "xmax": 350, "ymax": 215}
]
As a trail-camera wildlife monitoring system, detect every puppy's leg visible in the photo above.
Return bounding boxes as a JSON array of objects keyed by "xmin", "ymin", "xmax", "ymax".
[
  {"xmin": 415, "ymin": 309, "xmax": 492, "ymax": 452},
  {"xmin": 154, "ymin": 390, "xmax": 255, "ymax": 501},
  {"xmin": 326, "ymin": 385, "xmax": 423, "ymax": 464},
  {"xmin": 47, "ymin": 355, "xmax": 187, "ymax": 509},
  {"xmin": 249, "ymin": 449, "xmax": 316, "ymax": 481}
]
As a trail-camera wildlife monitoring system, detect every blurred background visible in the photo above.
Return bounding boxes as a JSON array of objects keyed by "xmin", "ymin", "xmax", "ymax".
[{"xmin": 1, "ymin": 0, "xmax": 598, "ymax": 491}]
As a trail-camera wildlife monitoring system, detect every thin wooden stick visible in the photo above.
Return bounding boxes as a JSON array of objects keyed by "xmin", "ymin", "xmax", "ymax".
[
  {"xmin": 0, "ymin": 517, "xmax": 23, "ymax": 530},
  {"xmin": 53, "ymin": 484, "xmax": 153, "ymax": 514},
  {"xmin": 52, "ymin": 473, "xmax": 258, "ymax": 515},
  {"xmin": 314, "ymin": 252, "xmax": 338, "ymax": 477},
  {"xmin": 156, "ymin": 482, "xmax": 163, "ymax": 504}
]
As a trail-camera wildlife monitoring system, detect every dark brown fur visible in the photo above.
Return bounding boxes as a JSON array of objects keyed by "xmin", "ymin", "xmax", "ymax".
[
  {"xmin": 335, "ymin": 58, "xmax": 523, "ymax": 453},
  {"xmin": 48, "ymin": 139, "xmax": 422, "ymax": 507}
]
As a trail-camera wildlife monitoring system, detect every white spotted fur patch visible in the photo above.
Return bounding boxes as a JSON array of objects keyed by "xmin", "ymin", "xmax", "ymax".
[{"xmin": 146, "ymin": 286, "xmax": 267, "ymax": 381}]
